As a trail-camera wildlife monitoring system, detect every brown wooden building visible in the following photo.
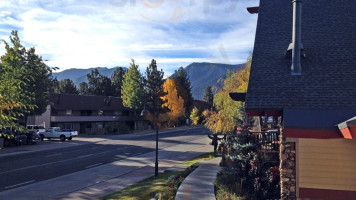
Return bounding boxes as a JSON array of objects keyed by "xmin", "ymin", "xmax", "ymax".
[
  {"xmin": 245, "ymin": 0, "xmax": 356, "ymax": 199},
  {"xmin": 28, "ymin": 93, "xmax": 146, "ymax": 134}
]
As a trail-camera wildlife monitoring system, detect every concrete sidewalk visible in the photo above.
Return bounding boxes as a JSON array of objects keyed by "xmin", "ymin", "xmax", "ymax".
[{"xmin": 175, "ymin": 157, "xmax": 221, "ymax": 200}]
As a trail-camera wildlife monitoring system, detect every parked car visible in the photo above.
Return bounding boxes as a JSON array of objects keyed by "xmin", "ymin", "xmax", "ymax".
[
  {"xmin": 27, "ymin": 125, "xmax": 46, "ymax": 133},
  {"xmin": 40, "ymin": 127, "xmax": 78, "ymax": 141},
  {"xmin": 26, "ymin": 131, "xmax": 41, "ymax": 145},
  {"xmin": 4, "ymin": 130, "xmax": 27, "ymax": 146}
]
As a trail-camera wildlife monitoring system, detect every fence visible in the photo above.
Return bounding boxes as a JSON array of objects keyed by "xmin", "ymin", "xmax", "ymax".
[{"xmin": 251, "ymin": 130, "xmax": 280, "ymax": 152}]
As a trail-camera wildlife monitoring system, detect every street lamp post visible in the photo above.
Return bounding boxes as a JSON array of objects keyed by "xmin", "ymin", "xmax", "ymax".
[{"xmin": 141, "ymin": 95, "xmax": 159, "ymax": 178}]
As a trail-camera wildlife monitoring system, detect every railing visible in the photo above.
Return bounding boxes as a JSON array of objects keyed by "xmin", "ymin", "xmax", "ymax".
[{"xmin": 251, "ymin": 130, "xmax": 280, "ymax": 152}]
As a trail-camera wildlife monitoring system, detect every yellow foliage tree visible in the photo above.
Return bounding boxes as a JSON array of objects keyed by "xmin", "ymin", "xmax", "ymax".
[
  {"xmin": 190, "ymin": 107, "xmax": 200, "ymax": 125},
  {"xmin": 203, "ymin": 55, "xmax": 251, "ymax": 134},
  {"xmin": 161, "ymin": 77, "xmax": 185, "ymax": 127}
]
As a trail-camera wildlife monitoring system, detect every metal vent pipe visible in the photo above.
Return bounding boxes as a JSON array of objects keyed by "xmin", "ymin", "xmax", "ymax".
[{"xmin": 291, "ymin": 0, "xmax": 303, "ymax": 75}]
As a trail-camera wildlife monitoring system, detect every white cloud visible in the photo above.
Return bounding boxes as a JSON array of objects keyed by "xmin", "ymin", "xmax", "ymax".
[{"xmin": 0, "ymin": 0, "xmax": 259, "ymax": 74}]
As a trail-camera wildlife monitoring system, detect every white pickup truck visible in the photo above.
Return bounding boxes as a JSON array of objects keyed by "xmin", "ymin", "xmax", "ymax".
[{"xmin": 40, "ymin": 127, "xmax": 78, "ymax": 141}]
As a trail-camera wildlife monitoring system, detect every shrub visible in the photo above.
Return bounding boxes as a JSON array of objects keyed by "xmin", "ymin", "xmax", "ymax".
[{"xmin": 215, "ymin": 128, "xmax": 280, "ymax": 199}]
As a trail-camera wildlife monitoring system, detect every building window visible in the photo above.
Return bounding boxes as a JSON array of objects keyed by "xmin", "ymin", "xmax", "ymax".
[
  {"xmin": 98, "ymin": 110, "xmax": 103, "ymax": 116},
  {"xmin": 97, "ymin": 122, "xmax": 103, "ymax": 129},
  {"xmin": 63, "ymin": 123, "xmax": 73, "ymax": 130},
  {"xmin": 66, "ymin": 109, "xmax": 72, "ymax": 115},
  {"xmin": 114, "ymin": 111, "xmax": 121, "ymax": 116}
]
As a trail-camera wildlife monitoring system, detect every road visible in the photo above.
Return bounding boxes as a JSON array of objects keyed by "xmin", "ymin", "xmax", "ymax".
[{"xmin": 0, "ymin": 126, "xmax": 211, "ymax": 193}]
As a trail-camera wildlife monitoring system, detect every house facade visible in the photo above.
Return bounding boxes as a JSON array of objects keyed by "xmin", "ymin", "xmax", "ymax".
[
  {"xmin": 28, "ymin": 93, "xmax": 145, "ymax": 134},
  {"xmin": 245, "ymin": 0, "xmax": 356, "ymax": 199}
]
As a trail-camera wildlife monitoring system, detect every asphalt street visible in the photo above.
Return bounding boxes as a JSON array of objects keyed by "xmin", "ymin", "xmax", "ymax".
[{"xmin": 0, "ymin": 126, "xmax": 211, "ymax": 192}]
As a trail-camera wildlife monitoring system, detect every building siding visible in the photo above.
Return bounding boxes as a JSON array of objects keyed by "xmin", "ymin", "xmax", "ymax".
[{"xmin": 298, "ymin": 138, "xmax": 356, "ymax": 192}]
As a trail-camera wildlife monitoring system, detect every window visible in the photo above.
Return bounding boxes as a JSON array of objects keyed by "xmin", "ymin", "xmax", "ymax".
[
  {"xmin": 98, "ymin": 110, "xmax": 103, "ymax": 116},
  {"xmin": 63, "ymin": 123, "xmax": 73, "ymax": 130},
  {"xmin": 97, "ymin": 122, "xmax": 103, "ymax": 129},
  {"xmin": 114, "ymin": 111, "xmax": 121, "ymax": 116},
  {"xmin": 66, "ymin": 109, "xmax": 72, "ymax": 115}
]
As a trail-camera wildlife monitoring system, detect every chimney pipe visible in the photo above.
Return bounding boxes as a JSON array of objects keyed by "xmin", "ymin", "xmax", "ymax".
[{"xmin": 291, "ymin": 0, "xmax": 302, "ymax": 75}]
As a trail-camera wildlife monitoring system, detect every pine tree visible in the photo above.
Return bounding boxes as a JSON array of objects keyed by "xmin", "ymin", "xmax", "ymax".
[
  {"xmin": 171, "ymin": 67, "xmax": 193, "ymax": 116},
  {"xmin": 202, "ymin": 86, "xmax": 214, "ymax": 105},
  {"xmin": 78, "ymin": 82, "xmax": 89, "ymax": 95},
  {"xmin": 86, "ymin": 69, "xmax": 112, "ymax": 96},
  {"xmin": 121, "ymin": 59, "xmax": 144, "ymax": 111},
  {"xmin": 58, "ymin": 79, "xmax": 78, "ymax": 94},
  {"xmin": 50, "ymin": 77, "xmax": 60, "ymax": 93},
  {"xmin": 144, "ymin": 59, "xmax": 165, "ymax": 118},
  {"xmin": 111, "ymin": 67, "xmax": 125, "ymax": 97}
]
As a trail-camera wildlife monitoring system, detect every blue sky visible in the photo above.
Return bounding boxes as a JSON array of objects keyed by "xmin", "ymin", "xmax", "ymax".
[{"xmin": 0, "ymin": 0, "xmax": 259, "ymax": 75}]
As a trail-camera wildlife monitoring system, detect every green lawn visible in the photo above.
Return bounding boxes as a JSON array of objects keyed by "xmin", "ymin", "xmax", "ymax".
[
  {"xmin": 180, "ymin": 151, "xmax": 217, "ymax": 166},
  {"xmin": 99, "ymin": 152, "xmax": 217, "ymax": 200},
  {"xmin": 99, "ymin": 170, "xmax": 180, "ymax": 200}
]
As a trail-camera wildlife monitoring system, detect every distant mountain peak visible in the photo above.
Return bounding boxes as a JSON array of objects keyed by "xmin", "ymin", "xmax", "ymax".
[{"xmin": 184, "ymin": 62, "xmax": 245, "ymax": 99}]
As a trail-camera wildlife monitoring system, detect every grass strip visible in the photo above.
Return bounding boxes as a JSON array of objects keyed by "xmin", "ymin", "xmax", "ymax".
[
  {"xmin": 180, "ymin": 151, "xmax": 217, "ymax": 166},
  {"xmin": 100, "ymin": 166, "xmax": 197, "ymax": 200}
]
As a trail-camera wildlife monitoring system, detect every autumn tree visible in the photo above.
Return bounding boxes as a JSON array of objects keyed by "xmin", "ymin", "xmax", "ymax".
[
  {"xmin": 171, "ymin": 67, "xmax": 193, "ymax": 116},
  {"xmin": 203, "ymin": 56, "xmax": 251, "ymax": 134},
  {"xmin": 190, "ymin": 107, "xmax": 199, "ymax": 125},
  {"xmin": 202, "ymin": 86, "xmax": 214, "ymax": 105},
  {"xmin": 111, "ymin": 67, "xmax": 125, "ymax": 97},
  {"xmin": 57, "ymin": 79, "xmax": 78, "ymax": 94},
  {"xmin": 161, "ymin": 77, "xmax": 185, "ymax": 127},
  {"xmin": 121, "ymin": 59, "xmax": 144, "ymax": 111}
]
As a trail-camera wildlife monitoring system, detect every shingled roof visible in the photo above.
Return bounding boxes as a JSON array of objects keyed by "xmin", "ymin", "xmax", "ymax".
[
  {"xmin": 50, "ymin": 93, "xmax": 126, "ymax": 111},
  {"xmin": 245, "ymin": 0, "xmax": 356, "ymax": 112}
]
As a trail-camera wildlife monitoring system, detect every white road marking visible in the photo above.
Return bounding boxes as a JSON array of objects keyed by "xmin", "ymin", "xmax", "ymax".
[
  {"xmin": 5, "ymin": 180, "xmax": 35, "ymax": 189},
  {"xmin": 45, "ymin": 153, "xmax": 62, "ymax": 157},
  {"xmin": 0, "ymin": 146, "xmax": 133, "ymax": 175},
  {"xmin": 85, "ymin": 163, "xmax": 103, "ymax": 169}
]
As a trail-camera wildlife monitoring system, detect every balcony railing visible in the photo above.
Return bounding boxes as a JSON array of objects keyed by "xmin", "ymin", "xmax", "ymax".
[
  {"xmin": 251, "ymin": 130, "xmax": 280, "ymax": 152},
  {"xmin": 51, "ymin": 115, "xmax": 131, "ymax": 122}
]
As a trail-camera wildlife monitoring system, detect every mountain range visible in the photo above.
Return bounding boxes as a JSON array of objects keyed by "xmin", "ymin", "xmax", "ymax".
[{"xmin": 52, "ymin": 62, "xmax": 245, "ymax": 100}]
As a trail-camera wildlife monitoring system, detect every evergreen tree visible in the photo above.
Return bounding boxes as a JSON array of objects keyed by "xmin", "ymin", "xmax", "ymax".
[
  {"xmin": 121, "ymin": 59, "xmax": 144, "ymax": 110},
  {"xmin": 144, "ymin": 59, "xmax": 165, "ymax": 117},
  {"xmin": 1, "ymin": 31, "xmax": 53, "ymax": 116},
  {"xmin": 58, "ymin": 79, "xmax": 78, "ymax": 94},
  {"xmin": 98, "ymin": 75, "xmax": 112, "ymax": 96},
  {"xmin": 86, "ymin": 69, "xmax": 112, "ymax": 96},
  {"xmin": 50, "ymin": 77, "xmax": 60, "ymax": 93},
  {"xmin": 171, "ymin": 67, "xmax": 193, "ymax": 116},
  {"xmin": 202, "ymin": 86, "xmax": 214, "ymax": 105},
  {"xmin": 111, "ymin": 67, "xmax": 125, "ymax": 97},
  {"xmin": 78, "ymin": 82, "xmax": 89, "ymax": 95}
]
